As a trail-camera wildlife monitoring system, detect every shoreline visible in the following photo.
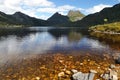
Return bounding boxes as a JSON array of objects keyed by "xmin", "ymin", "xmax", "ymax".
[
  {"xmin": 89, "ymin": 30, "xmax": 120, "ymax": 35},
  {"xmin": 0, "ymin": 52, "xmax": 119, "ymax": 80}
]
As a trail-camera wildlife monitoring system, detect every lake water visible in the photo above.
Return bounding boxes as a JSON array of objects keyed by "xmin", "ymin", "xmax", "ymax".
[{"xmin": 0, "ymin": 27, "xmax": 120, "ymax": 64}]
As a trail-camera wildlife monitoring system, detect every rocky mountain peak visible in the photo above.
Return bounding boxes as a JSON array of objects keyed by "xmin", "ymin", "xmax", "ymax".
[{"xmin": 67, "ymin": 10, "xmax": 85, "ymax": 22}]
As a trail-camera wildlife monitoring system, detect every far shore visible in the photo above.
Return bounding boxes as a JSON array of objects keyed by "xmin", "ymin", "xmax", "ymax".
[{"xmin": 89, "ymin": 30, "xmax": 120, "ymax": 35}]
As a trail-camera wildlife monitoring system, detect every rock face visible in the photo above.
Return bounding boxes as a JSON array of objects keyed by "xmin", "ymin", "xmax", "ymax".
[{"xmin": 67, "ymin": 10, "xmax": 85, "ymax": 22}]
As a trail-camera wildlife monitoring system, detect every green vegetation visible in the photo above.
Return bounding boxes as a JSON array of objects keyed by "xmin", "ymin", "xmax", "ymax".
[
  {"xmin": 89, "ymin": 22, "xmax": 120, "ymax": 33},
  {"xmin": 0, "ymin": 22, "xmax": 23, "ymax": 28}
]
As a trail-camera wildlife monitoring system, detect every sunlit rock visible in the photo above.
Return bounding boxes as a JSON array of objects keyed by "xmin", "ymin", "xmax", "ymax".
[
  {"xmin": 36, "ymin": 77, "xmax": 40, "ymax": 80},
  {"xmin": 90, "ymin": 70, "xmax": 97, "ymax": 74},
  {"xmin": 58, "ymin": 72, "xmax": 65, "ymax": 77},
  {"xmin": 110, "ymin": 64, "xmax": 116, "ymax": 69},
  {"xmin": 71, "ymin": 69, "xmax": 78, "ymax": 73},
  {"xmin": 65, "ymin": 70, "xmax": 71, "ymax": 75}
]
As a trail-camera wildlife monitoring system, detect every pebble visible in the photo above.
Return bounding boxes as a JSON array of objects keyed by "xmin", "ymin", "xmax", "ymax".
[
  {"xmin": 97, "ymin": 66, "xmax": 100, "ymax": 69},
  {"xmin": 36, "ymin": 77, "xmax": 40, "ymax": 80},
  {"xmin": 71, "ymin": 69, "xmax": 78, "ymax": 73},
  {"xmin": 112, "ymin": 75, "xmax": 118, "ymax": 80},
  {"xmin": 96, "ymin": 79, "xmax": 100, "ymax": 80},
  {"xmin": 65, "ymin": 70, "xmax": 71, "ymax": 75},
  {"xmin": 90, "ymin": 70, "xmax": 97, "ymax": 73},
  {"xmin": 59, "ymin": 60, "xmax": 64, "ymax": 63},
  {"xmin": 80, "ymin": 63, "xmax": 83, "ymax": 65},
  {"xmin": 58, "ymin": 72, "xmax": 65, "ymax": 77},
  {"xmin": 110, "ymin": 64, "xmax": 116, "ymax": 69},
  {"xmin": 109, "ymin": 69, "xmax": 118, "ymax": 80},
  {"xmin": 101, "ymin": 73, "xmax": 109, "ymax": 79}
]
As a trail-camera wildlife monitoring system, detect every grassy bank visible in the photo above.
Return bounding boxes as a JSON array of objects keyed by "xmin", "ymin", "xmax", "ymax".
[{"xmin": 89, "ymin": 22, "xmax": 120, "ymax": 33}]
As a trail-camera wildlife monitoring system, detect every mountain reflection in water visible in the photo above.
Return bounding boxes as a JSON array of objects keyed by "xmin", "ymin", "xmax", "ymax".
[{"xmin": 0, "ymin": 27, "xmax": 120, "ymax": 65}]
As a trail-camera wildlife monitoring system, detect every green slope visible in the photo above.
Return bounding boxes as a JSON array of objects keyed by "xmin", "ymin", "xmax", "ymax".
[{"xmin": 89, "ymin": 22, "xmax": 120, "ymax": 33}]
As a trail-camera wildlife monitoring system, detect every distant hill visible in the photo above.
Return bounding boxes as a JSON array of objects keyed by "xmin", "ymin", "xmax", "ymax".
[
  {"xmin": 47, "ymin": 12, "xmax": 70, "ymax": 26},
  {"xmin": 12, "ymin": 12, "xmax": 47, "ymax": 26},
  {"xmin": 67, "ymin": 10, "xmax": 85, "ymax": 22},
  {"xmin": 47, "ymin": 10, "xmax": 85, "ymax": 26},
  {"xmin": 0, "ymin": 11, "xmax": 16, "ymax": 24},
  {"xmin": 73, "ymin": 3, "xmax": 120, "ymax": 27},
  {"xmin": 0, "ymin": 11, "xmax": 47, "ymax": 27},
  {"xmin": 1, "ymin": 3, "xmax": 120, "ymax": 27}
]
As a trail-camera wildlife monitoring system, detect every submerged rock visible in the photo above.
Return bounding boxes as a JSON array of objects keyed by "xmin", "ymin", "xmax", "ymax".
[
  {"xmin": 110, "ymin": 64, "xmax": 116, "ymax": 69},
  {"xmin": 113, "ymin": 53, "xmax": 120, "ymax": 64},
  {"xmin": 109, "ymin": 69, "xmax": 118, "ymax": 80},
  {"xmin": 101, "ymin": 68, "xmax": 118, "ymax": 80},
  {"xmin": 65, "ymin": 70, "xmax": 71, "ymax": 75},
  {"xmin": 58, "ymin": 72, "xmax": 65, "ymax": 77},
  {"xmin": 101, "ymin": 73, "xmax": 109, "ymax": 80},
  {"xmin": 88, "ymin": 73, "xmax": 95, "ymax": 80},
  {"xmin": 116, "ymin": 57, "xmax": 120, "ymax": 64},
  {"xmin": 72, "ymin": 70, "xmax": 96, "ymax": 80},
  {"xmin": 71, "ymin": 69, "xmax": 78, "ymax": 74},
  {"xmin": 72, "ymin": 72, "xmax": 86, "ymax": 80},
  {"xmin": 90, "ymin": 70, "xmax": 97, "ymax": 73},
  {"xmin": 36, "ymin": 77, "xmax": 40, "ymax": 80}
]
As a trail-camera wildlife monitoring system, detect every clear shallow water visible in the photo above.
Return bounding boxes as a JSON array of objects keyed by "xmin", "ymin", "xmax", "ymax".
[{"xmin": 0, "ymin": 27, "xmax": 120, "ymax": 64}]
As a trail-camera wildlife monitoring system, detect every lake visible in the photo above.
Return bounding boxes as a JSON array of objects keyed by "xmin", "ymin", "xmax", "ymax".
[
  {"xmin": 0, "ymin": 27, "xmax": 120, "ymax": 60},
  {"xmin": 0, "ymin": 27, "xmax": 120, "ymax": 79},
  {"xmin": 0, "ymin": 27, "xmax": 119, "ymax": 64}
]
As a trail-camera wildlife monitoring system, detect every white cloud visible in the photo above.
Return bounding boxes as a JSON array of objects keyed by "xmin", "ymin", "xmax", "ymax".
[
  {"xmin": 37, "ymin": 5, "xmax": 76, "ymax": 15},
  {"xmin": 85, "ymin": 4, "xmax": 112, "ymax": 14},
  {"xmin": 23, "ymin": 0, "xmax": 55, "ymax": 7},
  {"xmin": 0, "ymin": 0, "xmax": 80, "ymax": 19},
  {"xmin": 0, "ymin": 0, "xmax": 56, "ymax": 19}
]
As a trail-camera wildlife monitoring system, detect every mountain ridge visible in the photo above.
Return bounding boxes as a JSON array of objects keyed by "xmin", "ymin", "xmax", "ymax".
[
  {"xmin": 73, "ymin": 3, "xmax": 120, "ymax": 27},
  {"xmin": 0, "ymin": 11, "xmax": 48, "ymax": 27},
  {"xmin": 47, "ymin": 12, "xmax": 70, "ymax": 26},
  {"xmin": 0, "ymin": 3, "xmax": 120, "ymax": 27}
]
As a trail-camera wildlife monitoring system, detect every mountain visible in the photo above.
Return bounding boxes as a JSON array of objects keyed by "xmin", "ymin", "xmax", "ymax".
[
  {"xmin": 0, "ymin": 11, "xmax": 47, "ymax": 27},
  {"xmin": 1, "ymin": 3, "xmax": 120, "ymax": 27},
  {"xmin": 47, "ymin": 10, "xmax": 85, "ymax": 26},
  {"xmin": 67, "ymin": 10, "xmax": 85, "ymax": 22},
  {"xmin": 47, "ymin": 12, "xmax": 70, "ymax": 26},
  {"xmin": 73, "ymin": 3, "xmax": 120, "ymax": 27},
  {"xmin": 12, "ymin": 12, "xmax": 47, "ymax": 26},
  {"xmin": 0, "ymin": 11, "xmax": 16, "ymax": 24}
]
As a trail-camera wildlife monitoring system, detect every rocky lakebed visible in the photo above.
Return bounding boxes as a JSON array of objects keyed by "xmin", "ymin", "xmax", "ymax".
[{"xmin": 0, "ymin": 52, "xmax": 120, "ymax": 80}]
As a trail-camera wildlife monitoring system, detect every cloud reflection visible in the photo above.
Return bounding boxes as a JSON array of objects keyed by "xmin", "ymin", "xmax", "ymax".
[{"xmin": 0, "ymin": 32, "xmax": 112, "ymax": 65}]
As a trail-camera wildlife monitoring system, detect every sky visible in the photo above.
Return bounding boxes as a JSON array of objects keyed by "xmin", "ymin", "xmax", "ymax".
[{"xmin": 0, "ymin": 0, "xmax": 119, "ymax": 20}]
